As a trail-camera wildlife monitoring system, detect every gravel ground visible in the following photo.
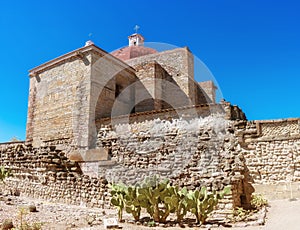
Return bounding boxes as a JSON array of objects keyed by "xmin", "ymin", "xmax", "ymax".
[
  {"xmin": 0, "ymin": 193, "xmax": 271, "ymax": 230},
  {"xmin": 0, "ymin": 194, "xmax": 112, "ymax": 229}
]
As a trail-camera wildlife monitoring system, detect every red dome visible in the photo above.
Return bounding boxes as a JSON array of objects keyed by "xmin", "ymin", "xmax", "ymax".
[{"xmin": 111, "ymin": 45, "xmax": 157, "ymax": 61}]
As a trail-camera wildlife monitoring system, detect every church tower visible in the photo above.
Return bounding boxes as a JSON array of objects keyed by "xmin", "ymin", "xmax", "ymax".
[{"xmin": 128, "ymin": 33, "xmax": 145, "ymax": 46}]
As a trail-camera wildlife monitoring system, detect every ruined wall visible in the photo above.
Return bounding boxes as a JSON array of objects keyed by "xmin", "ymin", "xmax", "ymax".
[
  {"xmin": 236, "ymin": 118, "xmax": 300, "ymax": 199},
  {"xmin": 0, "ymin": 142, "xmax": 109, "ymax": 208},
  {"xmin": 95, "ymin": 115, "xmax": 252, "ymax": 216},
  {"xmin": 236, "ymin": 119, "xmax": 300, "ymax": 183},
  {"xmin": 96, "ymin": 102, "xmax": 245, "ymax": 129},
  {"xmin": 1, "ymin": 102, "xmax": 249, "ymax": 220},
  {"xmin": 0, "ymin": 124, "xmax": 248, "ymax": 221}
]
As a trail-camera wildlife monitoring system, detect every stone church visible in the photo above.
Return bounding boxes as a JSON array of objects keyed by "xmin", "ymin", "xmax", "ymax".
[
  {"xmin": 2, "ymin": 31, "xmax": 298, "ymax": 219},
  {"xmin": 26, "ymin": 32, "xmax": 222, "ymax": 150}
]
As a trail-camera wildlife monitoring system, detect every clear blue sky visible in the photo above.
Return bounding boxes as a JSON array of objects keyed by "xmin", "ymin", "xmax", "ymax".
[{"xmin": 0, "ymin": 0, "xmax": 299, "ymax": 142}]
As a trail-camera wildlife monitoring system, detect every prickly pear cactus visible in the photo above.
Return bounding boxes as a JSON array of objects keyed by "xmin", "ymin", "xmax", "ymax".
[
  {"xmin": 137, "ymin": 176, "xmax": 172, "ymax": 223},
  {"xmin": 124, "ymin": 186, "xmax": 141, "ymax": 221},
  {"xmin": 164, "ymin": 186, "xmax": 189, "ymax": 223},
  {"xmin": 187, "ymin": 186, "xmax": 231, "ymax": 224},
  {"xmin": 110, "ymin": 184, "xmax": 127, "ymax": 221}
]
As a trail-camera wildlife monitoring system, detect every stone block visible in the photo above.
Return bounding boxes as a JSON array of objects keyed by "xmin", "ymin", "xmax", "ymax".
[
  {"xmin": 103, "ymin": 218, "xmax": 118, "ymax": 229},
  {"xmin": 84, "ymin": 148, "xmax": 109, "ymax": 161},
  {"xmin": 68, "ymin": 151, "xmax": 83, "ymax": 162},
  {"xmin": 69, "ymin": 148, "xmax": 109, "ymax": 162}
]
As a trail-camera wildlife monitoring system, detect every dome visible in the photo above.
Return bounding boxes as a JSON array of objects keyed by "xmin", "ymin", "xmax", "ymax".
[
  {"xmin": 111, "ymin": 45, "xmax": 157, "ymax": 61},
  {"xmin": 110, "ymin": 33, "xmax": 157, "ymax": 61}
]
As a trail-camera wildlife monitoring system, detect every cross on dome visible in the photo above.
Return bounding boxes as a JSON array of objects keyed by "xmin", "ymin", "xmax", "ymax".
[
  {"xmin": 134, "ymin": 25, "xmax": 140, "ymax": 34},
  {"xmin": 128, "ymin": 25, "xmax": 144, "ymax": 47}
]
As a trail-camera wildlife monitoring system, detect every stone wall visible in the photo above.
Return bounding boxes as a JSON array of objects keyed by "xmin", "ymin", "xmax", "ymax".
[
  {"xmin": 95, "ymin": 115, "xmax": 252, "ymax": 216},
  {"xmin": 133, "ymin": 61, "xmax": 192, "ymax": 112},
  {"xmin": 126, "ymin": 47, "xmax": 197, "ymax": 104},
  {"xmin": 0, "ymin": 142, "xmax": 109, "ymax": 208},
  {"xmin": 97, "ymin": 104, "xmax": 221, "ymax": 127},
  {"xmin": 236, "ymin": 118, "xmax": 300, "ymax": 199},
  {"xmin": 26, "ymin": 55, "xmax": 91, "ymax": 148},
  {"xmin": 96, "ymin": 102, "xmax": 246, "ymax": 129},
  {"xmin": 1, "ymin": 110, "xmax": 250, "ymax": 221},
  {"xmin": 199, "ymin": 81, "xmax": 217, "ymax": 103}
]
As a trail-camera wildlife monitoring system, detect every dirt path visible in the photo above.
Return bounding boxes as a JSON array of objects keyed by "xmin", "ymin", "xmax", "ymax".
[
  {"xmin": 120, "ymin": 199, "xmax": 300, "ymax": 230},
  {"xmin": 1, "ymin": 195, "xmax": 300, "ymax": 230},
  {"xmin": 229, "ymin": 199, "xmax": 300, "ymax": 230},
  {"xmin": 260, "ymin": 199, "xmax": 300, "ymax": 230}
]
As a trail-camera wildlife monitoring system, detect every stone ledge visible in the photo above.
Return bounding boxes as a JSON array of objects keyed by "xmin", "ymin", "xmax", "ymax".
[{"xmin": 249, "ymin": 134, "xmax": 300, "ymax": 142}]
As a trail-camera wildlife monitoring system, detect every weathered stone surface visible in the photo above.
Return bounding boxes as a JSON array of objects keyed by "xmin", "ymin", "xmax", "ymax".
[
  {"xmin": 84, "ymin": 148, "xmax": 109, "ymax": 161},
  {"xmin": 69, "ymin": 151, "xmax": 84, "ymax": 162},
  {"xmin": 25, "ymin": 38, "xmax": 244, "ymax": 151},
  {"xmin": 0, "ymin": 143, "xmax": 109, "ymax": 209}
]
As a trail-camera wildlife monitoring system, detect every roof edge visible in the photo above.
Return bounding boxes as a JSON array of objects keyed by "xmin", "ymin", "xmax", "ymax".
[{"xmin": 29, "ymin": 44, "xmax": 135, "ymax": 77}]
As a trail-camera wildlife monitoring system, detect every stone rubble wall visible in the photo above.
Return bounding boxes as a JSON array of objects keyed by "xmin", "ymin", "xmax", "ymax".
[
  {"xmin": 258, "ymin": 119, "xmax": 299, "ymax": 137},
  {"xmin": 96, "ymin": 104, "xmax": 222, "ymax": 128},
  {"xmin": 96, "ymin": 115, "xmax": 252, "ymax": 218},
  {"xmin": 96, "ymin": 102, "xmax": 246, "ymax": 129},
  {"xmin": 235, "ymin": 119, "xmax": 300, "ymax": 184},
  {"xmin": 0, "ymin": 142, "xmax": 109, "ymax": 208}
]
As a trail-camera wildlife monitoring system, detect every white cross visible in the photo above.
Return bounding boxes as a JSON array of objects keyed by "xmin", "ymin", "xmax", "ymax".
[{"xmin": 134, "ymin": 25, "xmax": 140, "ymax": 33}]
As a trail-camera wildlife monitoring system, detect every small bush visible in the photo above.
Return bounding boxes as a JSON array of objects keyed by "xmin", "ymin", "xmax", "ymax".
[
  {"xmin": 147, "ymin": 220, "xmax": 156, "ymax": 227},
  {"xmin": 109, "ymin": 184, "xmax": 127, "ymax": 221},
  {"xmin": 0, "ymin": 166, "xmax": 13, "ymax": 183},
  {"xmin": 231, "ymin": 207, "xmax": 251, "ymax": 222},
  {"xmin": 251, "ymin": 193, "xmax": 268, "ymax": 209}
]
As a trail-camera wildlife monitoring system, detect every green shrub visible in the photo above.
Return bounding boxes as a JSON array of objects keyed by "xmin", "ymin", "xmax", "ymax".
[
  {"xmin": 250, "ymin": 193, "xmax": 268, "ymax": 209},
  {"xmin": 232, "ymin": 207, "xmax": 251, "ymax": 222},
  {"xmin": 124, "ymin": 186, "xmax": 141, "ymax": 221},
  {"xmin": 164, "ymin": 186, "xmax": 189, "ymax": 224},
  {"xmin": 147, "ymin": 220, "xmax": 156, "ymax": 227},
  {"xmin": 0, "ymin": 166, "xmax": 13, "ymax": 183}
]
